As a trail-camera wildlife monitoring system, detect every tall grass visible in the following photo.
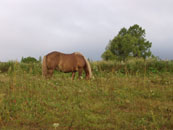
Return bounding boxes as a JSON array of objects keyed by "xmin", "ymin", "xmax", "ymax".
[
  {"xmin": 1, "ymin": 58, "xmax": 173, "ymax": 75},
  {"xmin": 0, "ymin": 59, "xmax": 173, "ymax": 129},
  {"xmin": 92, "ymin": 58, "xmax": 173, "ymax": 75}
]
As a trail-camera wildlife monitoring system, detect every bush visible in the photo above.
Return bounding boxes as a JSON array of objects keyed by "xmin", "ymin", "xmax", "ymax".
[
  {"xmin": 0, "ymin": 62, "xmax": 15, "ymax": 73},
  {"xmin": 20, "ymin": 62, "xmax": 42, "ymax": 75},
  {"xmin": 92, "ymin": 58, "xmax": 173, "ymax": 75},
  {"xmin": 21, "ymin": 57, "xmax": 38, "ymax": 63}
]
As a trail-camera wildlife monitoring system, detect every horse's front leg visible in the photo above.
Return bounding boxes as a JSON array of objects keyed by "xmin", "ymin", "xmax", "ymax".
[
  {"xmin": 46, "ymin": 69, "xmax": 54, "ymax": 78},
  {"xmin": 78, "ymin": 68, "xmax": 83, "ymax": 79},
  {"xmin": 72, "ymin": 72, "xmax": 75, "ymax": 80}
]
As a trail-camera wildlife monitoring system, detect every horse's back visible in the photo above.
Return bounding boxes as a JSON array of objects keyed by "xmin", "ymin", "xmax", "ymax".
[
  {"xmin": 59, "ymin": 53, "xmax": 85, "ymax": 72},
  {"xmin": 45, "ymin": 51, "xmax": 86, "ymax": 72}
]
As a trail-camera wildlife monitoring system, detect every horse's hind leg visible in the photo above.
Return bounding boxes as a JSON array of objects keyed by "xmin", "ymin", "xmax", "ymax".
[{"xmin": 72, "ymin": 72, "xmax": 75, "ymax": 80}]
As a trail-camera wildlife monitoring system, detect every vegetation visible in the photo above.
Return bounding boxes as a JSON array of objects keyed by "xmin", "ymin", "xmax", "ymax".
[
  {"xmin": 102, "ymin": 24, "xmax": 152, "ymax": 61},
  {"xmin": 0, "ymin": 59, "xmax": 172, "ymax": 130},
  {"xmin": 21, "ymin": 57, "xmax": 39, "ymax": 63}
]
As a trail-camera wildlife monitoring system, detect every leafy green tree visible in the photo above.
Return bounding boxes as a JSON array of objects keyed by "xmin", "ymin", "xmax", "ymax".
[{"xmin": 102, "ymin": 24, "xmax": 152, "ymax": 61}]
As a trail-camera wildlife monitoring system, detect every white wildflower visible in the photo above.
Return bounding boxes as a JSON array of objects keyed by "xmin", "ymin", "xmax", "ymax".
[{"xmin": 53, "ymin": 123, "xmax": 59, "ymax": 128}]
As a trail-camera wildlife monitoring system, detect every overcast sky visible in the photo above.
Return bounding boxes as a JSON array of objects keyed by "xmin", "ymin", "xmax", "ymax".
[{"xmin": 0, "ymin": 0, "xmax": 173, "ymax": 61}]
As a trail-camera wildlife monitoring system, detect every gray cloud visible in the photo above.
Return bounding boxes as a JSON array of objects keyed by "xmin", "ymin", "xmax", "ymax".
[{"xmin": 0, "ymin": 0, "xmax": 173, "ymax": 61}]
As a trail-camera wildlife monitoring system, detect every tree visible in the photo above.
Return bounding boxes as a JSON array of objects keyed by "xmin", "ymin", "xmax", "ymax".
[
  {"xmin": 102, "ymin": 24, "xmax": 152, "ymax": 61},
  {"xmin": 101, "ymin": 49, "xmax": 116, "ymax": 61}
]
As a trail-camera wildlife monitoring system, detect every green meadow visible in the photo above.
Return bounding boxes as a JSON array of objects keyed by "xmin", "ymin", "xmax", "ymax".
[{"xmin": 0, "ymin": 59, "xmax": 173, "ymax": 130}]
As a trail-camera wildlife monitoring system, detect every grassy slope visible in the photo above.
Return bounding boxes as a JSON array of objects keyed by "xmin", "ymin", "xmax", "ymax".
[{"xmin": 0, "ymin": 67, "xmax": 173, "ymax": 129}]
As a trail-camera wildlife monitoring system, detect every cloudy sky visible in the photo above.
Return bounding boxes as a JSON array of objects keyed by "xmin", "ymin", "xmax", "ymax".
[{"xmin": 0, "ymin": 0, "xmax": 173, "ymax": 61}]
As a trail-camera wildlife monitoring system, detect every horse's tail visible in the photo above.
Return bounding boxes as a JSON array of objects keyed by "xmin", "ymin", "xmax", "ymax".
[
  {"xmin": 83, "ymin": 56, "xmax": 92, "ymax": 79},
  {"xmin": 42, "ymin": 56, "xmax": 47, "ymax": 77}
]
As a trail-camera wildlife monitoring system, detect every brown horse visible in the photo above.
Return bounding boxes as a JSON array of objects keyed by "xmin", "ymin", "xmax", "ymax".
[{"xmin": 42, "ymin": 51, "xmax": 92, "ymax": 79}]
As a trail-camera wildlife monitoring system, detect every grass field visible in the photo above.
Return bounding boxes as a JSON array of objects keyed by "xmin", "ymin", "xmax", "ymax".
[{"xmin": 0, "ymin": 60, "xmax": 173, "ymax": 130}]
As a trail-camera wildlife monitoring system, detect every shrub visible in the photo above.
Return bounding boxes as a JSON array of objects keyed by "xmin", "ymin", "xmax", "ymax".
[
  {"xmin": 21, "ymin": 57, "xmax": 38, "ymax": 63},
  {"xmin": 0, "ymin": 62, "xmax": 15, "ymax": 73},
  {"xmin": 19, "ymin": 62, "xmax": 42, "ymax": 75},
  {"xmin": 94, "ymin": 58, "xmax": 173, "ymax": 75}
]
